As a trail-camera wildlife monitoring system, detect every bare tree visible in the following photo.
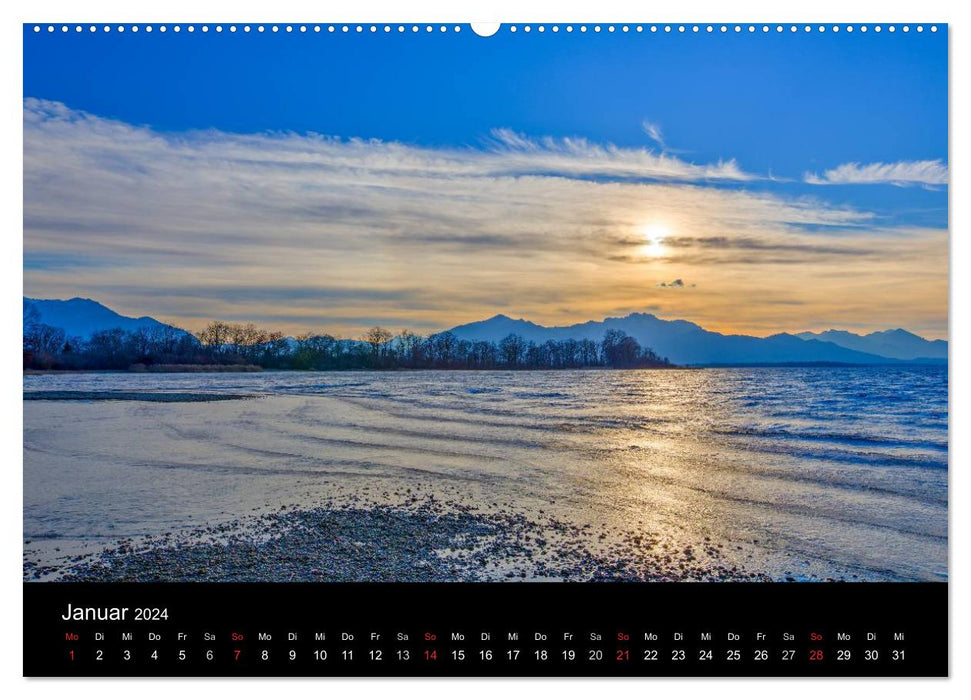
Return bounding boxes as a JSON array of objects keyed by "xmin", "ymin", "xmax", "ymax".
[
  {"xmin": 499, "ymin": 333, "xmax": 526, "ymax": 367},
  {"xmin": 362, "ymin": 327, "xmax": 394, "ymax": 360}
]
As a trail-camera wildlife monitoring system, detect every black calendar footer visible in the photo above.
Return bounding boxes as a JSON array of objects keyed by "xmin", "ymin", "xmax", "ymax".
[{"xmin": 24, "ymin": 582, "xmax": 947, "ymax": 677}]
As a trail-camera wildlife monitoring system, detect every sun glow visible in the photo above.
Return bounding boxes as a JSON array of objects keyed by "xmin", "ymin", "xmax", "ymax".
[{"xmin": 641, "ymin": 224, "xmax": 670, "ymax": 258}]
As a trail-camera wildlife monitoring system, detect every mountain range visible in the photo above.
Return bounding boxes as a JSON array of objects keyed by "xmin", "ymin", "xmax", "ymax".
[
  {"xmin": 795, "ymin": 329, "xmax": 947, "ymax": 361},
  {"xmin": 23, "ymin": 297, "xmax": 947, "ymax": 367},
  {"xmin": 448, "ymin": 313, "xmax": 947, "ymax": 366}
]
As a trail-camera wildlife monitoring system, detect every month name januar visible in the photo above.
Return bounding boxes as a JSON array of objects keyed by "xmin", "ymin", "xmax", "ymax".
[{"xmin": 61, "ymin": 603, "xmax": 129, "ymax": 621}]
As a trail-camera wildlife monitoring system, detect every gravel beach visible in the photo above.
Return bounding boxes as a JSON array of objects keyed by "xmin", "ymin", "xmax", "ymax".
[{"xmin": 24, "ymin": 488, "xmax": 773, "ymax": 583}]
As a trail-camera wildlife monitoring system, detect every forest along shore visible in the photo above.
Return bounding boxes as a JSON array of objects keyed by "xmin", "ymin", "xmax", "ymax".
[{"xmin": 24, "ymin": 311, "xmax": 672, "ymax": 372}]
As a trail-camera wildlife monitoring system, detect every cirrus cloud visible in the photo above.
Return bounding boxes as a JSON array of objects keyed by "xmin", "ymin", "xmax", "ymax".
[{"xmin": 805, "ymin": 159, "xmax": 948, "ymax": 186}]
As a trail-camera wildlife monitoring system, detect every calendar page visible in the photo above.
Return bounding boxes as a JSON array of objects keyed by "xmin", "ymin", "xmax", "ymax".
[{"xmin": 22, "ymin": 20, "xmax": 948, "ymax": 677}]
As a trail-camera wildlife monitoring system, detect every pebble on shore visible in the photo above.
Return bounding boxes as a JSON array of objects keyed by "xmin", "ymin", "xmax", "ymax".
[{"xmin": 24, "ymin": 489, "xmax": 774, "ymax": 583}]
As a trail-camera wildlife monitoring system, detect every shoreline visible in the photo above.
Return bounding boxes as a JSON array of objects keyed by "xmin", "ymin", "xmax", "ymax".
[
  {"xmin": 24, "ymin": 491, "xmax": 777, "ymax": 584},
  {"xmin": 24, "ymin": 365, "xmax": 687, "ymax": 376},
  {"xmin": 23, "ymin": 390, "xmax": 257, "ymax": 402}
]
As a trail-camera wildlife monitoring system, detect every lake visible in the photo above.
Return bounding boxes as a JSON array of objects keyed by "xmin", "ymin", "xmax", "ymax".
[{"xmin": 23, "ymin": 366, "xmax": 947, "ymax": 582}]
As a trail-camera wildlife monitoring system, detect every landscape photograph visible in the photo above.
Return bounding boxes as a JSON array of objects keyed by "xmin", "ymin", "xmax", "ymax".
[{"xmin": 23, "ymin": 25, "xmax": 947, "ymax": 583}]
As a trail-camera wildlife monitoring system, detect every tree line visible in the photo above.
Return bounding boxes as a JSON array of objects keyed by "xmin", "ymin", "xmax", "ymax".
[
  {"xmin": 24, "ymin": 310, "xmax": 672, "ymax": 371},
  {"xmin": 24, "ymin": 304, "xmax": 205, "ymax": 370}
]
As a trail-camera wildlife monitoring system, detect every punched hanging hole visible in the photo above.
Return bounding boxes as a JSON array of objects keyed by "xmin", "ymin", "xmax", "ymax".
[{"xmin": 471, "ymin": 23, "xmax": 501, "ymax": 37}]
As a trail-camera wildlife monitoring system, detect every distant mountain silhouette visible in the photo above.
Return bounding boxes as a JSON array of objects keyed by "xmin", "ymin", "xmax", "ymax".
[
  {"xmin": 22, "ymin": 297, "xmax": 947, "ymax": 367},
  {"xmin": 23, "ymin": 297, "xmax": 184, "ymax": 340},
  {"xmin": 796, "ymin": 329, "xmax": 947, "ymax": 361},
  {"xmin": 449, "ymin": 313, "xmax": 945, "ymax": 366}
]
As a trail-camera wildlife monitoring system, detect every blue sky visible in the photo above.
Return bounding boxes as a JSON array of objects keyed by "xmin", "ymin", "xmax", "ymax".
[{"xmin": 22, "ymin": 25, "xmax": 949, "ymax": 337}]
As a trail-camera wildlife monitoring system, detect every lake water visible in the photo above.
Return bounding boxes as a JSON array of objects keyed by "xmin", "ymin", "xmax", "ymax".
[{"xmin": 23, "ymin": 366, "xmax": 947, "ymax": 581}]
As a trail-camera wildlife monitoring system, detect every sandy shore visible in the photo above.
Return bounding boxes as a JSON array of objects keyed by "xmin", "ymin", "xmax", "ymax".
[{"xmin": 24, "ymin": 488, "xmax": 776, "ymax": 583}]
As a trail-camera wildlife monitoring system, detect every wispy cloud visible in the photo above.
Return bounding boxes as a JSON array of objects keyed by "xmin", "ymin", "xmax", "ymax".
[
  {"xmin": 23, "ymin": 99, "xmax": 947, "ymax": 338},
  {"xmin": 663, "ymin": 236, "xmax": 875, "ymax": 257},
  {"xmin": 805, "ymin": 159, "xmax": 949, "ymax": 186},
  {"xmin": 484, "ymin": 127, "xmax": 749, "ymax": 181},
  {"xmin": 641, "ymin": 120, "xmax": 666, "ymax": 150}
]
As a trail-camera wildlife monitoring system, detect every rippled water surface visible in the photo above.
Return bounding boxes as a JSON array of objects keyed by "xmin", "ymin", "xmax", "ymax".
[{"xmin": 24, "ymin": 367, "xmax": 947, "ymax": 581}]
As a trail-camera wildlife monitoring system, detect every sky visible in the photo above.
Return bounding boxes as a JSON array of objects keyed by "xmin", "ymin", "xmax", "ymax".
[{"xmin": 23, "ymin": 24, "xmax": 949, "ymax": 339}]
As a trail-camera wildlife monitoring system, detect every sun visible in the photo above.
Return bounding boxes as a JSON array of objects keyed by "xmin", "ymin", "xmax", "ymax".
[{"xmin": 641, "ymin": 224, "xmax": 670, "ymax": 258}]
